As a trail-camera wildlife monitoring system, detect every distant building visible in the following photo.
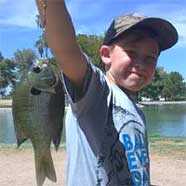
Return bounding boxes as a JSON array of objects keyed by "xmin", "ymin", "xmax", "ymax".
[{"xmin": 141, "ymin": 97, "xmax": 152, "ymax": 101}]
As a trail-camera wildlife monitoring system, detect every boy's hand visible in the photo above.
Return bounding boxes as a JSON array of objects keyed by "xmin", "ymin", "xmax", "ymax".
[{"xmin": 35, "ymin": 0, "xmax": 87, "ymax": 87}]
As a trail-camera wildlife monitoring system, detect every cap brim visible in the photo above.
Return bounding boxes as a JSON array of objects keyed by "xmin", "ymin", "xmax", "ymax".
[{"xmin": 129, "ymin": 17, "xmax": 178, "ymax": 51}]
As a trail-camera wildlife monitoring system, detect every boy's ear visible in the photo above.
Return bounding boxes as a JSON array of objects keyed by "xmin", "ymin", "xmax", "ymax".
[{"xmin": 100, "ymin": 45, "xmax": 112, "ymax": 66}]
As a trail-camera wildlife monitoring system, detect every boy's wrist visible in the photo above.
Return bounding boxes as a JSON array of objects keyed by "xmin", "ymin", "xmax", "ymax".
[
  {"xmin": 36, "ymin": 0, "xmax": 65, "ymax": 6},
  {"xmin": 37, "ymin": 0, "xmax": 65, "ymax": 3},
  {"xmin": 36, "ymin": 0, "xmax": 66, "ymax": 26}
]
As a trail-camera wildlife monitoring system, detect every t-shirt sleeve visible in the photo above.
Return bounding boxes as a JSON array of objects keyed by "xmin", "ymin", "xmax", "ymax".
[
  {"xmin": 63, "ymin": 55, "xmax": 109, "ymax": 117},
  {"xmin": 119, "ymin": 121, "xmax": 150, "ymax": 186}
]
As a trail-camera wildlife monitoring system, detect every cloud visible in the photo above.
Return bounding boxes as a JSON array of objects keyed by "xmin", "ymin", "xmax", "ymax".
[
  {"xmin": 0, "ymin": 0, "xmax": 38, "ymax": 28},
  {"xmin": 168, "ymin": 13, "xmax": 186, "ymax": 47},
  {"xmin": 66, "ymin": 0, "xmax": 109, "ymax": 34},
  {"xmin": 66, "ymin": 0, "xmax": 137, "ymax": 34},
  {"xmin": 67, "ymin": 0, "xmax": 186, "ymax": 40},
  {"xmin": 1, "ymin": 0, "xmax": 186, "ymax": 47}
]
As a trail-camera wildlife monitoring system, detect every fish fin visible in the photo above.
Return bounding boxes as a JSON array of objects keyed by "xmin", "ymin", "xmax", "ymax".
[
  {"xmin": 53, "ymin": 134, "xmax": 61, "ymax": 151},
  {"xmin": 13, "ymin": 117, "xmax": 28, "ymax": 148},
  {"xmin": 35, "ymin": 151, "xmax": 57, "ymax": 186},
  {"xmin": 49, "ymin": 80, "xmax": 65, "ymax": 151},
  {"xmin": 17, "ymin": 138, "xmax": 27, "ymax": 148}
]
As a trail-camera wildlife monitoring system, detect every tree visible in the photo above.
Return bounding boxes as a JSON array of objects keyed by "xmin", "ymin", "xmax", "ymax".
[
  {"xmin": 35, "ymin": 37, "xmax": 44, "ymax": 57},
  {"xmin": 77, "ymin": 34, "xmax": 104, "ymax": 70},
  {"xmin": 36, "ymin": 14, "xmax": 43, "ymax": 29},
  {"xmin": 140, "ymin": 68, "xmax": 186, "ymax": 101},
  {"xmin": 0, "ymin": 51, "xmax": 4, "ymax": 61},
  {"xmin": 35, "ymin": 15, "xmax": 49, "ymax": 58},
  {"xmin": 35, "ymin": 34, "xmax": 49, "ymax": 58},
  {"xmin": 140, "ymin": 67, "xmax": 165, "ymax": 100},
  {"xmin": 0, "ymin": 58, "xmax": 16, "ymax": 97},
  {"xmin": 162, "ymin": 72, "xmax": 185, "ymax": 100},
  {"xmin": 13, "ymin": 49, "xmax": 37, "ymax": 71}
]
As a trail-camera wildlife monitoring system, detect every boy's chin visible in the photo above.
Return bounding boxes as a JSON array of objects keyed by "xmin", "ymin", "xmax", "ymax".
[
  {"xmin": 119, "ymin": 83, "xmax": 145, "ymax": 92},
  {"xmin": 118, "ymin": 86, "xmax": 141, "ymax": 94}
]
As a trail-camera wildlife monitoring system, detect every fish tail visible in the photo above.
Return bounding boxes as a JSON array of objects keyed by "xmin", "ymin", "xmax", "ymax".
[{"xmin": 35, "ymin": 150, "xmax": 57, "ymax": 186}]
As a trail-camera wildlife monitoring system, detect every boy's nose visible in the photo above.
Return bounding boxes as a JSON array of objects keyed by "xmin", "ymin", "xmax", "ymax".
[{"xmin": 134, "ymin": 59, "xmax": 146, "ymax": 69}]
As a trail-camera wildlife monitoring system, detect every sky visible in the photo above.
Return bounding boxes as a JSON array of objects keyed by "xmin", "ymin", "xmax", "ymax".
[{"xmin": 0, "ymin": 0, "xmax": 185, "ymax": 79}]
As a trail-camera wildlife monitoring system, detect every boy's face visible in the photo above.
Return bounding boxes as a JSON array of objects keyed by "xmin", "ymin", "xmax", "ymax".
[{"xmin": 101, "ymin": 37, "xmax": 159, "ymax": 92}]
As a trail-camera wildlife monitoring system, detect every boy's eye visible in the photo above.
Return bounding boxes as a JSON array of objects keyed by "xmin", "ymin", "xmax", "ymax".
[
  {"xmin": 146, "ymin": 56, "xmax": 157, "ymax": 65},
  {"xmin": 125, "ymin": 50, "xmax": 137, "ymax": 58}
]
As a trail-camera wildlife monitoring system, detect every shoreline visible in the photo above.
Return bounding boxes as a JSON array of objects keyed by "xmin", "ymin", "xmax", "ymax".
[
  {"xmin": 1, "ymin": 137, "xmax": 186, "ymax": 186},
  {"xmin": 0, "ymin": 99, "xmax": 12, "ymax": 108},
  {"xmin": 1, "ymin": 135, "xmax": 186, "ymax": 149},
  {"xmin": 0, "ymin": 99, "xmax": 186, "ymax": 108},
  {"xmin": 140, "ymin": 100, "xmax": 186, "ymax": 105}
]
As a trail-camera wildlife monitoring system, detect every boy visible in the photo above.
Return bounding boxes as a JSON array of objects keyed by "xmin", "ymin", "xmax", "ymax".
[{"xmin": 36, "ymin": 1, "xmax": 178, "ymax": 185}]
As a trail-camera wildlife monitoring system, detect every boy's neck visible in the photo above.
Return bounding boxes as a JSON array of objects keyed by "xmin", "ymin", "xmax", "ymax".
[{"xmin": 106, "ymin": 72, "xmax": 138, "ymax": 100}]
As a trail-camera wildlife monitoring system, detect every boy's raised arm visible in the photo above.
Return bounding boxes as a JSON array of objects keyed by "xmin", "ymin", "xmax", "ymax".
[{"xmin": 35, "ymin": 0, "xmax": 87, "ymax": 87}]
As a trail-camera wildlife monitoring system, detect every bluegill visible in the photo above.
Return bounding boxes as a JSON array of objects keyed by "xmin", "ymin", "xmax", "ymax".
[{"xmin": 12, "ymin": 58, "xmax": 65, "ymax": 186}]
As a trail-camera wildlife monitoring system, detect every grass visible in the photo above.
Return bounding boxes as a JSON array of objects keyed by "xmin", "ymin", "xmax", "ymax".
[
  {"xmin": 1, "ymin": 135, "xmax": 186, "ymax": 159},
  {"xmin": 0, "ymin": 142, "xmax": 66, "ymax": 151},
  {"xmin": 149, "ymin": 134, "xmax": 186, "ymax": 159}
]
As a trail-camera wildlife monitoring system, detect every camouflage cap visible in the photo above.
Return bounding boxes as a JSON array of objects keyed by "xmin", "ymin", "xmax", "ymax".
[{"xmin": 103, "ymin": 13, "xmax": 178, "ymax": 51}]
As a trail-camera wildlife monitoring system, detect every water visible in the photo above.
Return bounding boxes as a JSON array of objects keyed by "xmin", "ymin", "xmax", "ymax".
[
  {"xmin": 0, "ymin": 108, "xmax": 16, "ymax": 143},
  {"xmin": 142, "ymin": 104, "xmax": 186, "ymax": 137},
  {"xmin": 0, "ymin": 104, "xmax": 186, "ymax": 144}
]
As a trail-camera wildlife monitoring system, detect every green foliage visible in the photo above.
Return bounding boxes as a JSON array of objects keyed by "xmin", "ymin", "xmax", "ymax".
[
  {"xmin": 13, "ymin": 49, "xmax": 37, "ymax": 71},
  {"xmin": 140, "ymin": 67, "xmax": 186, "ymax": 101},
  {"xmin": 36, "ymin": 14, "xmax": 43, "ymax": 29},
  {"xmin": 0, "ymin": 51, "xmax": 4, "ymax": 61},
  {"xmin": 0, "ymin": 55, "xmax": 16, "ymax": 97},
  {"xmin": 140, "ymin": 67, "xmax": 164, "ymax": 100},
  {"xmin": 10, "ymin": 49, "xmax": 37, "ymax": 93},
  {"xmin": 35, "ymin": 14, "xmax": 49, "ymax": 58},
  {"xmin": 37, "ymin": 33, "xmax": 105, "ymax": 70},
  {"xmin": 162, "ymin": 72, "xmax": 186, "ymax": 100},
  {"xmin": 149, "ymin": 135, "xmax": 186, "ymax": 157},
  {"xmin": 35, "ymin": 33, "xmax": 49, "ymax": 58},
  {"xmin": 77, "ymin": 34, "xmax": 104, "ymax": 70},
  {"xmin": 1, "ymin": 26, "xmax": 185, "ymax": 99}
]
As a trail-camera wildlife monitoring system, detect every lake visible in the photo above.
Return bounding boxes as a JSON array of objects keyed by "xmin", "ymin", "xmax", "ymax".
[
  {"xmin": 0, "ymin": 104, "xmax": 186, "ymax": 144},
  {"xmin": 142, "ymin": 103, "xmax": 186, "ymax": 137},
  {"xmin": 0, "ymin": 108, "xmax": 15, "ymax": 144}
]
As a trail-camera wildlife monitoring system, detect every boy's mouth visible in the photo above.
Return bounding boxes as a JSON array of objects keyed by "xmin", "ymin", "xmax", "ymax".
[{"xmin": 129, "ymin": 71, "xmax": 147, "ymax": 79}]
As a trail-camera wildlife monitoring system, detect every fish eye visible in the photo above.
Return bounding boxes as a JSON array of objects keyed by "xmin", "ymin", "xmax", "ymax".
[
  {"xmin": 30, "ymin": 87, "xmax": 41, "ymax": 95},
  {"xmin": 32, "ymin": 66, "xmax": 41, "ymax": 73}
]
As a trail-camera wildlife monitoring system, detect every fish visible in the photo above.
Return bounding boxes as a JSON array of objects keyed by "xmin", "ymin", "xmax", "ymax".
[{"xmin": 12, "ymin": 58, "xmax": 65, "ymax": 186}]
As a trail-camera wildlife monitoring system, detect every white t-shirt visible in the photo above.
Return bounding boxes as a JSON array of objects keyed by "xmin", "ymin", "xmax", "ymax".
[{"xmin": 63, "ymin": 58, "xmax": 150, "ymax": 186}]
